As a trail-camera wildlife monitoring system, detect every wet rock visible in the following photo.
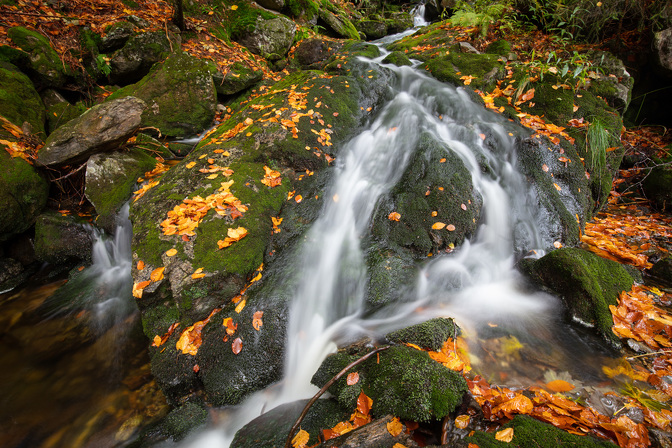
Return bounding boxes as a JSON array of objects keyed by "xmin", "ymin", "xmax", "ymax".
[
  {"xmin": 6, "ymin": 26, "xmax": 73, "ymax": 88},
  {"xmin": 100, "ymin": 21, "xmax": 136, "ymax": 53},
  {"xmin": 34, "ymin": 211, "xmax": 92, "ymax": 264},
  {"xmin": 0, "ymin": 61, "xmax": 46, "ymax": 139},
  {"xmin": 231, "ymin": 399, "xmax": 350, "ymax": 448},
  {"xmin": 0, "ymin": 257, "xmax": 23, "ymax": 286},
  {"xmin": 108, "ymin": 52, "xmax": 216, "ymax": 138},
  {"xmin": 37, "ymin": 96, "xmax": 146, "ymax": 166},
  {"xmin": 653, "ymin": 27, "xmax": 672, "ymax": 77},
  {"xmin": 319, "ymin": 6, "xmax": 361, "ymax": 40},
  {"xmin": 292, "ymin": 38, "xmax": 344, "ymax": 70},
  {"xmin": 207, "ymin": 60, "xmax": 263, "ymax": 96},
  {"xmin": 0, "ymin": 150, "xmax": 49, "ymax": 242},
  {"xmin": 235, "ymin": 16, "xmax": 296, "ymax": 61},
  {"xmin": 519, "ymin": 247, "xmax": 635, "ymax": 345},
  {"xmin": 356, "ymin": 20, "xmax": 388, "ymax": 40},
  {"xmin": 587, "ymin": 51, "xmax": 633, "ymax": 112},
  {"xmin": 386, "ymin": 317, "xmax": 460, "ymax": 351},
  {"xmin": 109, "ymin": 31, "xmax": 179, "ymax": 84},
  {"xmin": 385, "ymin": 12, "xmax": 414, "ymax": 34},
  {"xmin": 365, "ymin": 245, "xmax": 417, "ymax": 310},
  {"xmin": 159, "ymin": 401, "xmax": 208, "ymax": 441},
  {"xmin": 382, "ymin": 51, "xmax": 412, "ymax": 66},
  {"xmin": 312, "ymin": 345, "xmax": 467, "ymax": 422},
  {"xmin": 642, "ymin": 165, "xmax": 672, "ymax": 212},
  {"xmin": 256, "ymin": 0, "xmax": 284, "ymax": 11},
  {"xmin": 316, "ymin": 415, "xmax": 421, "ymax": 448},
  {"xmin": 646, "ymin": 256, "xmax": 672, "ymax": 287},
  {"xmin": 85, "ymin": 149, "xmax": 158, "ymax": 233}
]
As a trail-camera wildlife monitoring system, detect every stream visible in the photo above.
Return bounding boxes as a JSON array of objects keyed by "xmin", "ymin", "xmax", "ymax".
[{"xmin": 0, "ymin": 11, "xmax": 625, "ymax": 448}]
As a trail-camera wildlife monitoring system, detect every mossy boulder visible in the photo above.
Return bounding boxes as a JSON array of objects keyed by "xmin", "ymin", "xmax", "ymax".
[
  {"xmin": 0, "ymin": 61, "xmax": 46, "ymax": 139},
  {"xmin": 7, "ymin": 26, "xmax": 72, "ymax": 88},
  {"xmin": 109, "ymin": 52, "xmax": 216, "ymax": 138},
  {"xmin": 0, "ymin": 150, "xmax": 49, "ymax": 241},
  {"xmin": 464, "ymin": 414, "xmax": 617, "ymax": 448},
  {"xmin": 365, "ymin": 244, "xmax": 417, "ymax": 310},
  {"xmin": 424, "ymin": 49, "xmax": 505, "ymax": 90},
  {"xmin": 642, "ymin": 165, "xmax": 672, "ymax": 212},
  {"xmin": 208, "ymin": 60, "xmax": 263, "ymax": 96},
  {"xmin": 108, "ymin": 30, "xmax": 178, "ymax": 84},
  {"xmin": 157, "ymin": 401, "xmax": 208, "ymax": 441},
  {"xmin": 319, "ymin": 6, "xmax": 361, "ymax": 40},
  {"xmin": 381, "ymin": 51, "xmax": 412, "ymax": 67},
  {"xmin": 385, "ymin": 317, "xmax": 460, "ymax": 351},
  {"xmin": 231, "ymin": 399, "xmax": 350, "ymax": 448},
  {"xmin": 385, "ymin": 12, "xmax": 414, "ymax": 34},
  {"xmin": 100, "ymin": 21, "xmax": 136, "ymax": 52},
  {"xmin": 312, "ymin": 344, "xmax": 467, "ymax": 422},
  {"xmin": 234, "ymin": 16, "xmax": 296, "ymax": 61},
  {"xmin": 41, "ymin": 89, "xmax": 87, "ymax": 135},
  {"xmin": 356, "ymin": 20, "xmax": 388, "ymax": 40},
  {"xmin": 84, "ymin": 149, "xmax": 158, "ymax": 233},
  {"xmin": 520, "ymin": 247, "xmax": 635, "ymax": 344},
  {"xmin": 33, "ymin": 211, "xmax": 92, "ymax": 264}
]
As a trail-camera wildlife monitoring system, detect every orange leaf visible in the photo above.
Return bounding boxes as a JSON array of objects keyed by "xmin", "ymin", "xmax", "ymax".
[
  {"xmin": 235, "ymin": 298, "xmax": 246, "ymax": 313},
  {"xmin": 232, "ymin": 337, "xmax": 243, "ymax": 354},
  {"xmin": 446, "ymin": 224, "xmax": 456, "ymax": 231},
  {"xmin": 495, "ymin": 428, "xmax": 514, "ymax": 442},
  {"xmin": 223, "ymin": 317, "xmax": 238, "ymax": 335},
  {"xmin": 356, "ymin": 391, "xmax": 373, "ymax": 416},
  {"xmin": 432, "ymin": 222, "xmax": 446, "ymax": 230},
  {"xmin": 137, "ymin": 260, "xmax": 145, "ymax": 270},
  {"xmin": 295, "ymin": 195, "xmax": 303, "ymax": 203},
  {"xmin": 546, "ymin": 379, "xmax": 575, "ymax": 392},
  {"xmin": 166, "ymin": 248, "xmax": 178, "ymax": 257},
  {"xmin": 150, "ymin": 267, "xmax": 165, "ymax": 282},
  {"xmin": 491, "ymin": 394, "xmax": 533, "ymax": 416},
  {"xmin": 387, "ymin": 417, "xmax": 403, "ymax": 437},
  {"xmin": 186, "ymin": 161, "xmax": 196, "ymax": 169},
  {"xmin": 291, "ymin": 429, "xmax": 309, "ymax": 448},
  {"xmin": 253, "ymin": 310, "xmax": 264, "ymax": 331},
  {"xmin": 347, "ymin": 372, "xmax": 359, "ymax": 385},
  {"xmin": 389, "ymin": 212, "xmax": 401, "ymax": 221},
  {"xmin": 455, "ymin": 414, "xmax": 470, "ymax": 429}
]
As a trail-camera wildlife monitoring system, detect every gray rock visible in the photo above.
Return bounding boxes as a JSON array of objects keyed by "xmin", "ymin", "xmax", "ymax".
[
  {"xmin": 85, "ymin": 149, "xmax": 157, "ymax": 233},
  {"xmin": 100, "ymin": 21, "xmax": 136, "ymax": 52},
  {"xmin": 319, "ymin": 8, "xmax": 360, "ymax": 40},
  {"xmin": 207, "ymin": 60, "xmax": 263, "ymax": 96},
  {"xmin": 356, "ymin": 20, "xmax": 388, "ymax": 41},
  {"xmin": 654, "ymin": 27, "xmax": 672, "ymax": 76},
  {"xmin": 256, "ymin": 0, "xmax": 284, "ymax": 11},
  {"xmin": 41, "ymin": 89, "xmax": 87, "ymax": 135},
  {"xmin": 109, "ymin": 31, "xmax": 179, "ymax": 84},
  {"xmin": 37, "ymin": 96, "xmax": 146, "ymax": 167},
  {"xmin": 458, "ymin": 41, "xmax": 480, "ymax": 54},
  {"xmin": 33, "ymin": 211, "xmax": 92, "ymax": 264},
  {"xmin": 235, "ymin": 16, "xmax": 296, "ymax": 60},
  {"xmin": 0, "ymin": 257, "xmax": 23, "ymax": 286},
  {"xmin": 0, "ymin": 150, "xmax": 49, "ymax": 241},
  {"xmin": 108, "ymin": 52, "xmax": 216, "ymax": 138}
]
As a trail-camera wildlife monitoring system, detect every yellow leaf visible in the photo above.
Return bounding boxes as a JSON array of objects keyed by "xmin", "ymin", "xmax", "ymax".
[
  {"xmin": 393, "ymin": 444, "xmax": 408, "ymax": 448},
  {"xmin": 207, "ymin": 173, "xmax": 218, "ymax": 179},
  {"xmin": 495, "ymin": 428, "xmax": 514, "ymax": 442},
  {"xmin": 386, "ymin": 417, "xmax": 403, "ymax": 437},
  {"xmin": 389, "ymin": 212, "xmax": 401, "ymax": 221},
  {"xmin": 192, "ymin": 268, "xmax": 206, "ymax": 279},
  {"xmin": 186, "ymin": 161, "xmax": 196, "ymax": 169},
  {"xmin": 291, "ymin": 429, "xmax": 309, "ymax": 448},
  {"xmin": 235, "ymin": 298, "xmax": 246, "ymax": 313},
  {"xmin": 150, "ymin": 267, "xmax": 165, "ymax": 282},
  {"xmin": 166, "ymin": 248, "xmax": 178, "ymax": 257},
  {"xmin": 231, "ymin": 4, "xmax": 238, "ymax": 10},
  {"xmin": 455, "ymin": 414, "xmax": 470, "ymax": 429},
  {"xmin": 432, "ymin": 222, "xmax": 446, "ymax": 230},
  {"xmin": 137, "ymin": 260, "xmax": 145, "ymax": 270}
]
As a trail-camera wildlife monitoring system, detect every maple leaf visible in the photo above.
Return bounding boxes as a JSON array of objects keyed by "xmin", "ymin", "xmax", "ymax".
[{"xmin": 291, "ymin": 429, "xmax": 309, "ymax": 448}]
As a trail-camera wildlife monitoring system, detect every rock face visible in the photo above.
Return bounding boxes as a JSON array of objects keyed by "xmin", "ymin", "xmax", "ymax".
[
  {"xmin": 6, "ymin": 26, "xmax": 72, "ymax": 88},
  {"xmin": 235, "ymin": 16, "xmax": 296, "ymax": 60},
  {"xmin": 85, "ymin": 149, "xmax": 157, "ymax": 233},
  {"xmin": 33, "ymin": 211, "xmax": 92, "ymax": 264},
  {"xmin": 109, "ymin": 31, "xmax": 178, "ymax": 84},
  {"xmin": 642, "ymin": 165, "xmax": 672, "ymax": 211},
  {"xmin": 654, "ymin": 27, "xmax": 672, "ymax": 76},
  {"xmin": 37, "ymin": 96, "xmax": 146, "ymax": 166},
  {"xmin": 0, "ymin": 61, "xmax": 46, "ymax": 138},
  {"xmin": 0, "ymin": 150, "xmax": 49, "ymax": 241},
  {"xmin": 109, "ymin": 52, "xmax": 216, "ymax": 138}
]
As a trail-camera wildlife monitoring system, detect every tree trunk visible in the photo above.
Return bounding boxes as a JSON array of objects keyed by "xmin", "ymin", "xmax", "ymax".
[{"xmin": 172, "ymin": 0, "xmax": 184, "ymax": 31}]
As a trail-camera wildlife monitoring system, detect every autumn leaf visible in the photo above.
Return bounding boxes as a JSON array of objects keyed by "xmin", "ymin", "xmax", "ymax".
[
  {"xmin": 223, "ymin": 317, "xmax": 238, "ymax": 335},
  {"xmin": 389, "ymin": 212, "xmax": 401, "ymax": 221},
  {"xmin": 495, "ymin": 428, "xmax": 514, "ymax": 442},
  {"xmin": 460, "ymin": 75, "xmax": 477, "ymax": 85},
  {"xmin": 387, "ymin": 417, "xmax": 403, "ymax": 437},
  {"xmin": 455, "ymin": 414, "xmax": 470, "ymax": 429},
  {"xmin": 295, "ymin": 195, "xmax": 303, "ymax": 203},
  {"xmin": 166, "ymin": 248, "xmax": 177, "ymax": 257},
  {"xmin": 347, "ymin": 372, "xmax": 359, "ymax": 385},
  {"xmin": 546, "ymin": 379, "xmax": 575, "ymax": 392},
  {"xmin": 261, "ymin": 165, "xmax": 282, "ymax": 187},
  {"xmin": 252, "ymin": 311, "xmax": 264, "ymax": 331},
  {"xmin": 232, "ymin": 337, "xmax": 243, "ymax": 354},
  {"xmin": 150, "ymin": 267, "xmax": 165, "ymax": 282},
  {"xmin": 192, "ymin": 267, "xmax": 206, "ymax": 279},
  {"xmin": 132, "ymin": 280, "xmax": 151, "ymax": 298},
  {"xmin": 137, "ymin": 260, "xmax": 145, "ymax": 270},
  {"xmin": 446, "ymin": 224, "xmax": 456, "ymax": 231},
  {"xmin": 491, "ymin": 394, "xmax": 533, "ymax": 416},
  {"xmin": 432, "ymin": 222, "xmax": 446, "ymax": 230},
  {"xmin": 176, "ymin": 321, "xmax": 206, "ymax": 356},
  {"xmin": 218, "ymin": 226, "xmax": 248, "ymax": 249},
  {"xmin": 291, "ymin": 429, "xmax": 309, "ymax": 448},
  {"xmin": 357, "ymin": 391, "xmax": 373, "ymax": 416},
  {"xmin": 235, "ymin": 298, "xmax": 246, "ymax": 313}
]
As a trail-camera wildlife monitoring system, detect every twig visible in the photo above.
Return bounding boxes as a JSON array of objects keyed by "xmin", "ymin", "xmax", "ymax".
[
  {"xmin": 284, "ymin": 345, "xmax": 390, "ymax": 448},
  {"xmin": 48, "ymin": 162, "xmax": 87, "ymax": 182},
  {"xmin": 627, "ymin": 350, "xmax": 672, "ymax": 360}
]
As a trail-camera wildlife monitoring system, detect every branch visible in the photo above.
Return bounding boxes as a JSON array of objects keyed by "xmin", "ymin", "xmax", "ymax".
[{"xmin": 284, "ymin": 345, "xmax": 390, "ymax": 448}]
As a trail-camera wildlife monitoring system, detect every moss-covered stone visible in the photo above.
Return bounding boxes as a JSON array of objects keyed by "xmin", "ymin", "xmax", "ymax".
[
  {"xmin": 424, "ymin": 50, "xmax": 505, "ymax": 90},
  {"xmin": 109, "ymin": 51, "xmax": 216, "ymax": 138},
  {"xmin": 520, "ymin": 247, "xmax": 635, "ymax": 345},
  {"xmin": 356, "ymin": 20, "xmax": 388, "ymax": 40},
  {"xmin": 464, "ymin": 414, "xmax": 617, "ymax": 447},
  {"xmin": 41, "ymin": 89, "xmax": 87, "ymax": 135},
  {"xmin": 0, "ymin": 61, "xmax": 46, "ymax": 138},
  {"xmin": 33, "ymin": 211, "xmax": 92, "ymax": 264},
  {"xmin": 365, "ymin": 244, "xmax": 417, "ymax": 310},
  {"xmin": 7, "ymin": 26, "xmax": 73, "ymax": 88},
  {"xmin": 486, "ymin": 39, "xmax": 512, "ymax": 55},
  {"xmin": 108, "ymin": 30, "xmax": 178, "ymax": 84},
  {"xmin": 160, "ymin": 401, "xmax": 208, "ymax": 441},
  {"xmin": 208, "ymin": 60, "xmax": 263, "ymax": 96},
  {"xmin": 0, "ymin": 150, "xmax": 49, "ymax": 241},
  {"xmin": 312, "ymin": 345, "xmax": 467, "ymax": 422},
  {"xmin": 642, "ymin": 165, "xmax": 672, "ymax": 212},
  {"xmin": 386, "ymin": 318, "xmax": 460, "ymax": 351},
  {"xmin": 382, "ymin": 51, "xmax": 412, "ymax": 67},
  {"xmin": 319, "ymin": 6, "xmax": 361, "ymax": 40}
]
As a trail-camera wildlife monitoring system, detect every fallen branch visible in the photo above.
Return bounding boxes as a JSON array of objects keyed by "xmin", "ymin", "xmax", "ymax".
[{"xmin": 284, "ymin": 345, "xmax": 390, "ymax": 448}]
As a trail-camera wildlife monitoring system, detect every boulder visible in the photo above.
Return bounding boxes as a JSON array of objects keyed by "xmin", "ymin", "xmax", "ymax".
[
  {"xmin": 520, "ymin": 247, "xmax": 636, "ymax": 344},
  {"xmin": 642, "ymin": 165, "xmax": 672, "ymax": 211},
  {"xmin": 108, "ymin": 31, "xmax": 179, "ymax": 84},
  {"xmin": 587, "ymin": 51, "xmax": 633, "ymax": 112},
  {"xmin": 235, "ymin": 16, "xmax": 296, "ymax": 60},
  {"xmin": 646, "ymin": 256, "xmax": 672, "ymax": 287},
  {"xmin": 385, "ymin": 317, "xmax": 460, "ymax": 351},
  {"xmin": 381, "ymin": 51, "xmax": 412, "ymax": 66},
  {"xmin": 37, "ymin": 96, "xmax": 146, "ymax": 166},
  {"xmin": 0, "ymin": 61, "xmax": 46, "ymax": 139},
  {"xmin": 85, "ymin": 149, "xmax": 158, "ymax": 233},
  {"xmin": 314, "ymin": 415, "xmax": 422, "ymax": 448},
  {"xmin": 312, "ymin": 344, "xmax": 467, "ymax": 422},
  {"xmin": 256, "ymin": 0, "xmax": 284, "ymax": 11},
  {"xmin": 108, "ymin": 52, "xmax": 216, "ymax": 138},
  {"xmin": 33, "ymin": 211, "xmax": 92, "ymax": 264},
  {"xmin": 100, "ymin": 21, "xmax": 137, "ymax": 53},
  {"xmin": 292, "ymin": 38, "xmax": 344, "ymax": 70},
  {"xmin": 356, "ymin": 20, "xmax": 388, "ymax": 41},
  {"xmin": 319, "ymin": 7, "xmax": 360, "ymax": 40},
  {"xmin": 0, "ymin": 150, "xmax": 49, "ymax": 241},
  {"xmin": 40, "ymin": 89, "xmax": 86, "ymax": 135},
  {"xmin": 6, "ymin": 26, "xmax": 72, "ymax": 88},
  {"xmin": 385, "ymin": 12, "xmax": 414, "ymax": 34},
  {"xmin": 207, "ymin": 60, "xmax": 263, "ymax": 96},
  {"xmin": 653, "ymin": 27, "xmax": 672, "ymax": 77}
]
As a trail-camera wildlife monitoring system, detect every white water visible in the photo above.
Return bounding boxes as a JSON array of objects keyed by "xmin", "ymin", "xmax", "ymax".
[{"xmin": 174, "ymin": 17, "xmax": 566, "ymax": 448}]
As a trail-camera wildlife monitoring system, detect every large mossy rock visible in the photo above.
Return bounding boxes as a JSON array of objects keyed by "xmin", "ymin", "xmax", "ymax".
[
  {"xmin": 37, "ymin": 96, "xmax": 146, "ymax": 166},
  {"xmin": 6, "ymin": 26, "xmax": 72, "ymax": 89},
  {"xmin": 319, "ymin": 7, "xmax": 361, "ymax": 40},
  {"xmin": 314, "ymin": 415, "xmax": 421, "ymax": 448},
  {"xmin": 0, "ymin": 150, "xmax": 49, "ymax": 241},
  {"xmin": 109, "ymin": 52, "xmax": 216, "ymax": 138},
  {"xmin": 0, "ymin": 61, "xmax": 46, "ymax": 139},
  {"xmin": 33, "ymin": 211, "xmax": 92, "ymax": 264},
  {"xmin": 234, "ymin": 16, "xmax": 296, "ymax": 61},
  {"xmin": 85, "ymin": 149, "xmax": 158, "ymax": 233},
  {"xmin": 109, "ymin": 30, "xmax": 178, "ymax": 84},
  {"xmin": 207, "ymin": 60, "xmax": 263, "ymax": 96},
  {"xmin": 385, "ymin": 317, "xmax": 459, "ymax": 351},
  {"xmin": 464, "ymin": 414, "xmax": 617, "ymax": 448},
  {"xmin": 312, "ymin": 344, "xmax": 467, "ymax": 422},
  {"xmin": 520, "ymin": 247, "xmax": 635, "ymax": 344},
  {"xmin": 131, "ymin": 44, "xmax": 391, "ymax": 405}
]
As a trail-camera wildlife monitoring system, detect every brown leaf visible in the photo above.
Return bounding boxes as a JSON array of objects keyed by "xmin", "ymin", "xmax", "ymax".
[
  {"xmin": 347, "ymin": 372, "xmax": 360, "ymax": 385},
  {"xmin": 455, "ymin": 414, "xmax": 470, "ymax": 429},
  {"xmin": 253, "ymin": 311, "xmax": 264, "ymax": 331},
  {"xmin": 356, "ymin": 391, "xmax": 373, "ymax": 416},
  {"xmin": 389, "ymin": 212, "xmax": 401, "ymax": 221}
]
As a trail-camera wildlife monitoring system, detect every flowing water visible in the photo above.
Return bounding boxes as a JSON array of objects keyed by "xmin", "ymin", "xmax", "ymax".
[{"xmin": 173, "ymin": 20, "xmax": 616, "ymax": 448}]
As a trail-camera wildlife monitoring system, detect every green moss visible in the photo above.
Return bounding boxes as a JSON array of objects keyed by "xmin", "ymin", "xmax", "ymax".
[
  {"xmin": 286, "ymin": 0, "xmax": 320, "ymax": 22},
  {"xmin": 226, "ymin": 1, "xmax": 276, "ymax": 41},
  {"xmin": 141, "ymin": 304, "xmax": 180, "ymax": 339},
  {"xmin": 386, "ymin": 318, "xmax": 460, "ymax": 351},
  {"xmin": 0, "ymin": 61, "xmax": 46, "ymax": 138},
  {"xmin": 424, "ymin": 51, "xmax": 504, "ymax": 90},
  {"xmin": 382, "ymin": 51, "xmax": 412, "ymax": 67},
  {"xmin": 486, "ymin": 39, "xmax": 512, "ymax": 55},
  {"xmin": 7, "ymin": 26, "xmax": 71, "ymax": 88},
  {"xmin": 465, "ymin": 415, "xmax": 617, "ymax": 447},
  {"xmin": 161, "ymin": 402, "xmax": 208, "ymax": 441}
]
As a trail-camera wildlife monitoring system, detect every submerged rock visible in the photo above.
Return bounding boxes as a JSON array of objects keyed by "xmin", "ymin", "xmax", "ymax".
[{"xmin": 37, "ymin": 96, "xmax": 146, "ymax": 166}]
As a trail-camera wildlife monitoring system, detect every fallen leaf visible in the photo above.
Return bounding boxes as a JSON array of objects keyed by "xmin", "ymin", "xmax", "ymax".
[
  {"xmin": 223, "ymin": 317, "xmax": 238, "ymax": 335},
  {"xmin": 495, "ymin": 427, "xmax": 514, "ymax": 442},
  {"xmin": 389, "ymin": 212, "xmax": 401, "ymax": 221},
  {"xmin": 455, "ymin": 414, "xmax": 470, "ymax": 429},
  {"xmin": 186, "ymin": 161, "xmax": 196, "ymax": 169},
  {"xmin": 192, "ymin": 267, "xmax": 206, "ymax": 279},
  {"xmin": 166, "ymin": 248, "xmax": 177, "ymax": 257},
  {"xmin": 432, "ymin": 222, "xmax": 446, "ymax": 230},
  {"xmin": 295, "ymin": 195, "xmax": 303, "ymax": 203},
  {"xmin": 446, "ymin": 224, "xmax": 456, "ymax": 231},
  {"xmin": 347, "ymin": 372, "xmax": 359, "ymax": 385},
  {"xmin": 150, "ymin": 267, "xmax": 165, "ymax": 282},
  {"xmin": 253, "ymin": 310, "xmax": 264, "ymax": 330},
  {"xmin": 235, "ymin": 298, "xmax": 246, "ymax": 313},
  {"xmin": 232, "ymin": 337, "xmax": 243, "ymax": 354},
  {"xmin": 137, "ymin": 260, "xmax": 145, "ymax": 270},
  {"xmin": 387, "ymin": 417, "xmax": 403, "ymax": 437},
  {"xmin": 357, "ymin": 391, "xmax": 373, "ymax": 416},
  {"xmin": 546, "ymin": 379, "xmax": 575, "ymax": 392}
]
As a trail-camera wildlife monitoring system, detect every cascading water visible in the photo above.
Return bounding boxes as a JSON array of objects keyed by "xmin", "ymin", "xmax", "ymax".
[{"xmin": 172, "ymin": 20, "xmax": 591, "ymax": 448}]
